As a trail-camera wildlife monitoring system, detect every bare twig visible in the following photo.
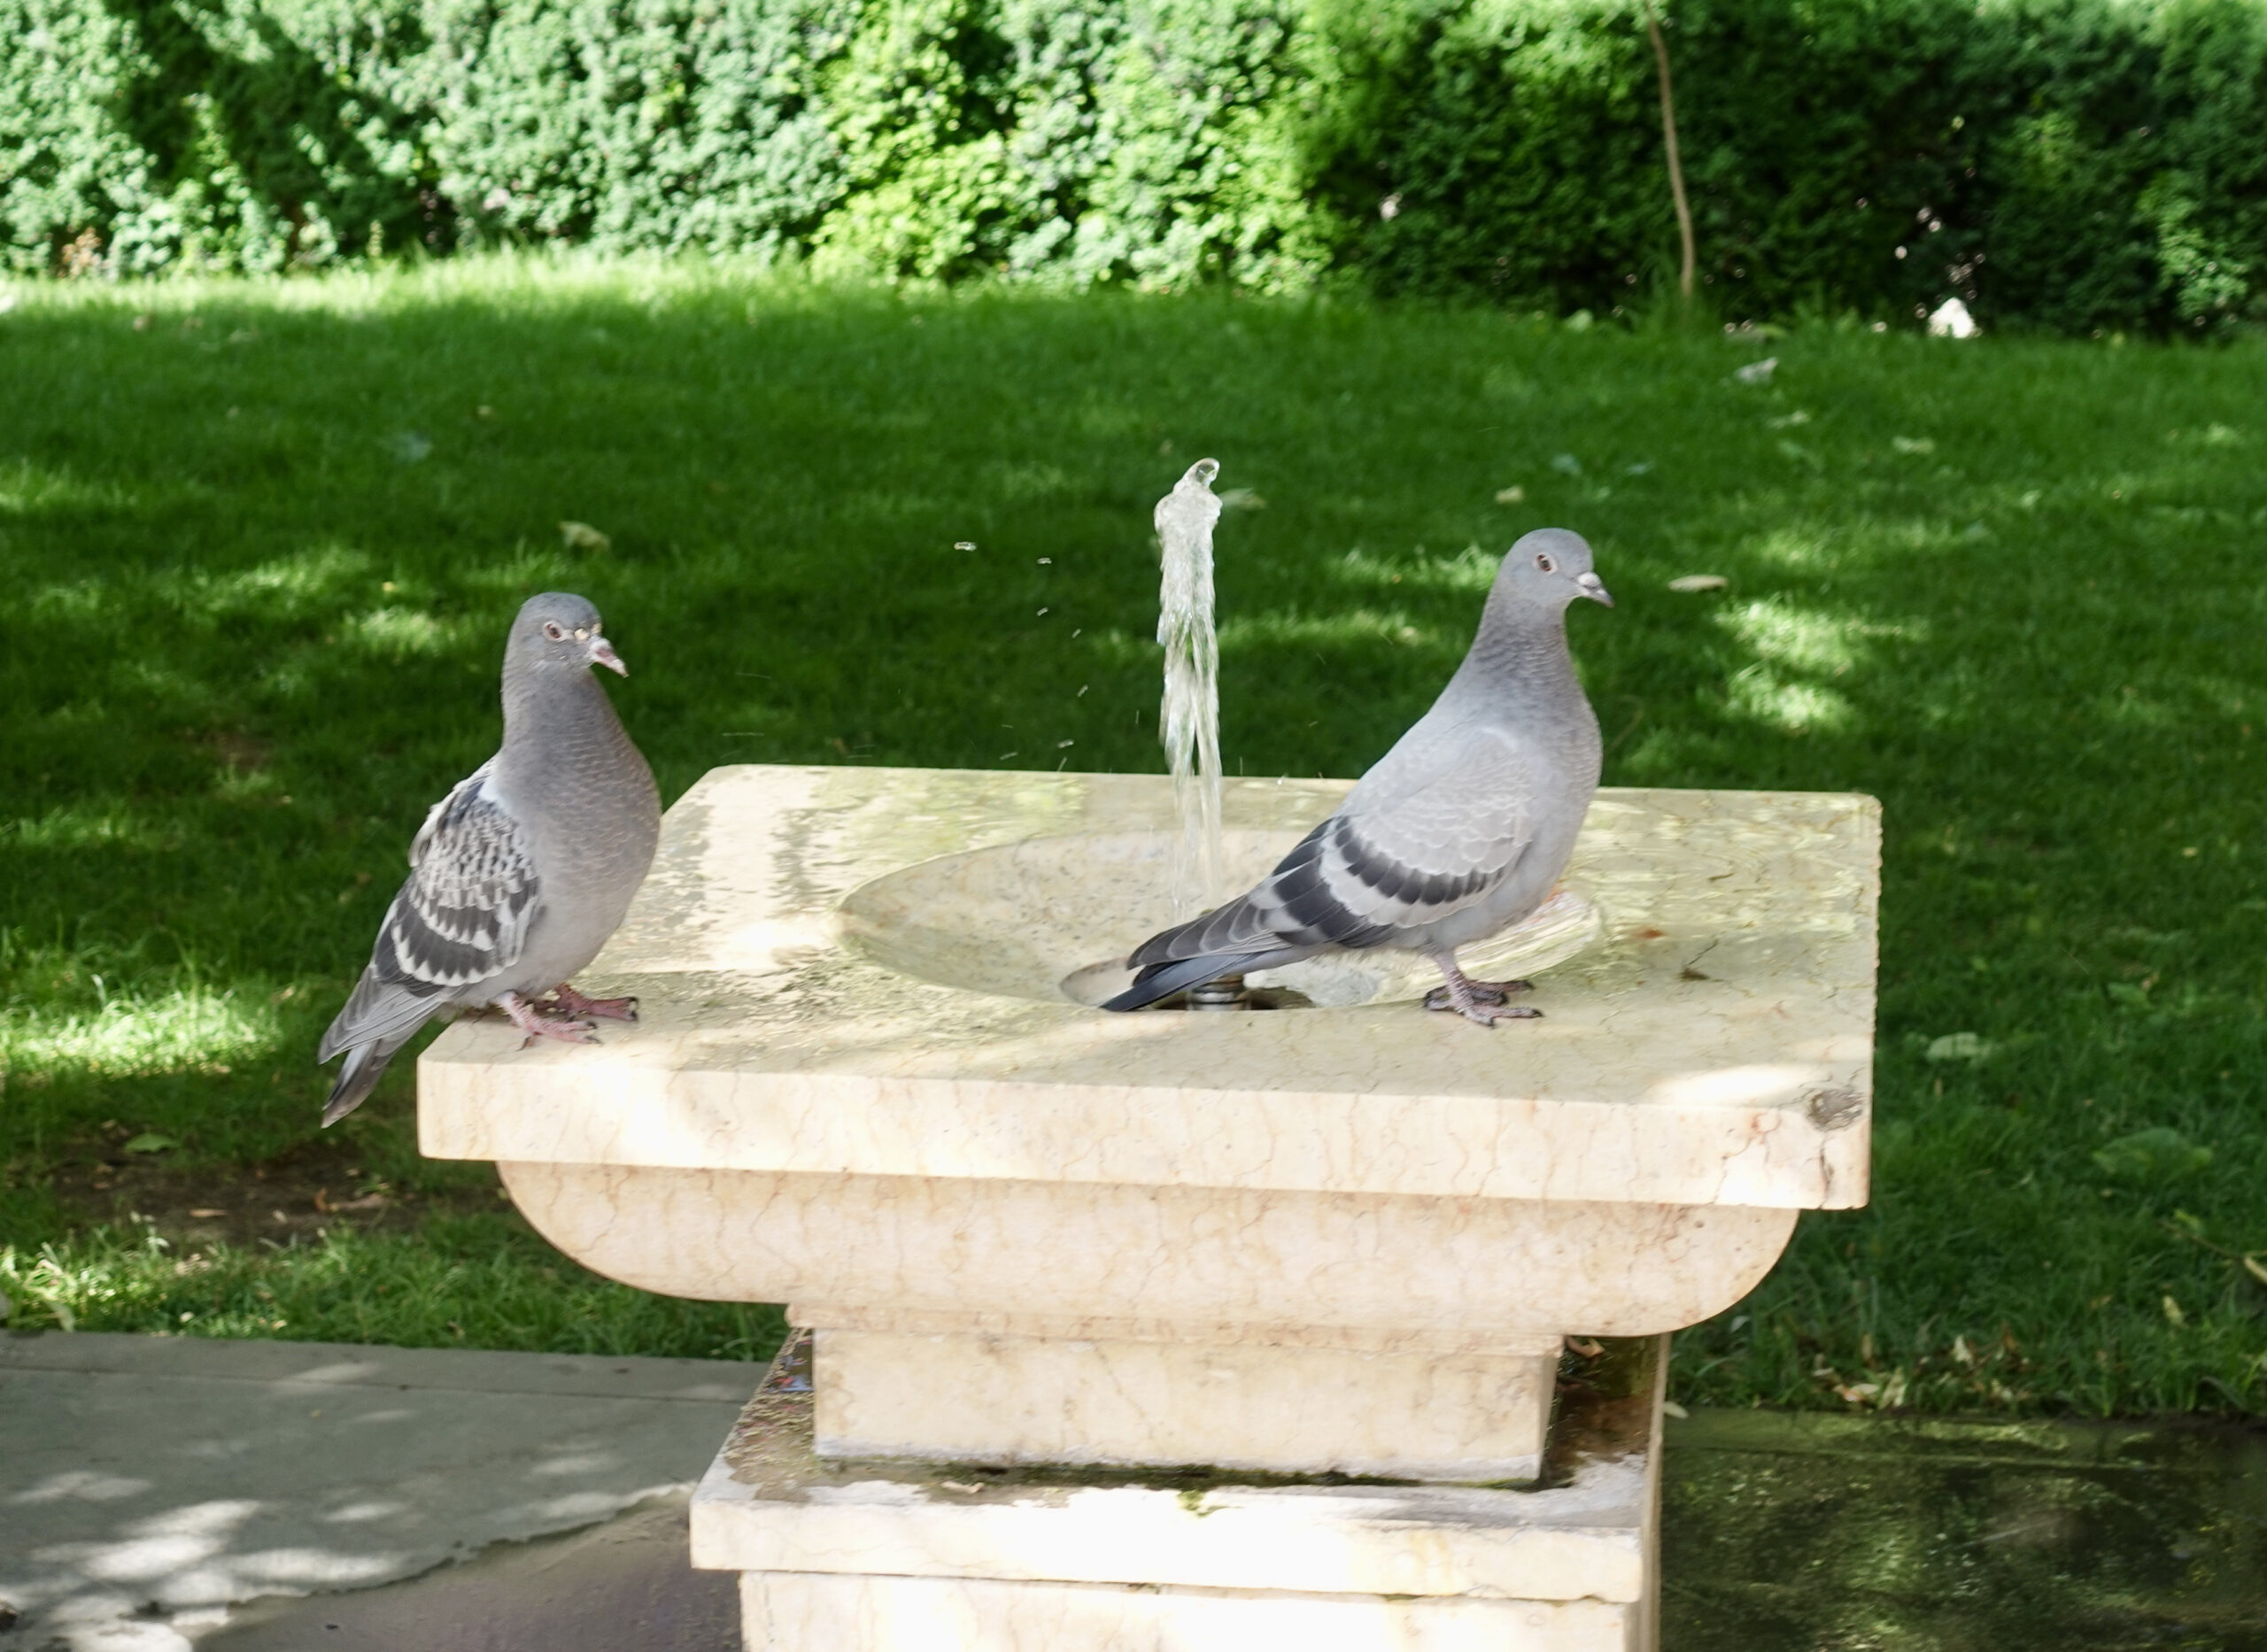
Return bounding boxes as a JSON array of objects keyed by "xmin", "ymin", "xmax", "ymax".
[{"xmin": 1641, "ymin": 0, "xmax": 1696, "ymax": 305}]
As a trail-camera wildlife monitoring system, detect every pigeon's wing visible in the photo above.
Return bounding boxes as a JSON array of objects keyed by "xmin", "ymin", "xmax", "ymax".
[
  {"xmin": 383, "ymin": 760, "xmax": 543, "ymax": 992},
  {"xmin": 1132, "ymin": 724, "xmax": 1543, "ymax": 964},
  {"xmin": 317, "ymin": 763, "xmax": 543, "ymax": 1061}
]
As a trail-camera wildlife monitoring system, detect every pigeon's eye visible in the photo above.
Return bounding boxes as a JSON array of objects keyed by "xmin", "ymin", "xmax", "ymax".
[
  {"xmin": 542, "ymin": 621, "xmax": 566, "ymax": 640},
  {"xmin": 1535, "ymin": 552, "xmax": 1557, "ymax": 574}
]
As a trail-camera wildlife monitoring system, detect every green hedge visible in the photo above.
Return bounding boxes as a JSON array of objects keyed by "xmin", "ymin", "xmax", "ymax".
[{"xmin": 3, "ymin": 0, "xmax": 2260, "ymax": 328}]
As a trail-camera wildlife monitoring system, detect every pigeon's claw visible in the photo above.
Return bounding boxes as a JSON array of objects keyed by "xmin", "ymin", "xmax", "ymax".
[
  {"xmin": 497, "ymin": 991, "xmax": 601, "ymax": 1047},
  {"xmin": 1422, "ymin": 978, "xmax": 1533, "ymax": 1011},
  {"xmin": 550, "ymin": 983, "xmax": 639, "ymax": 1023},
  {"xmin": 1424, "ymin": 956, "xmax": 1544, "ymax": 1028},
  {"xmin": 518, "ymin": 1019, "xmax": 598, "ymax": 1049}
]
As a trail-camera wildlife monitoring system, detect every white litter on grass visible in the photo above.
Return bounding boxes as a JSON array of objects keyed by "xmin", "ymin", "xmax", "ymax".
[
  {"xmin": 1668, "ymin": 575, "xmax": 1729, "ymax": 593},
  {"xmin": 1733, "ymin": 357, "xmax": 1777, "ymax": 385},
  {"xmin": 558, "ymin": 521, "xmax": 611, "ymax": 552},
  {"xmin": 1928, "ymin": 297, "xmax": 1979, "ymax": 338},
  {"xmin": 1494, "ymin": 486, "xmax": 1526, "ymax": 505}
]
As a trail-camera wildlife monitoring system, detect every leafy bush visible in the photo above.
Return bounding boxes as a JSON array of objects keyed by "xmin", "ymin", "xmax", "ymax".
[
  {"xmin": 2, "ymin": 0, "xmax": 2259, "ymax": 329},
  {"xmin": 1301, "ymin": 0, "xmax": 2266, "ymax": 331}
]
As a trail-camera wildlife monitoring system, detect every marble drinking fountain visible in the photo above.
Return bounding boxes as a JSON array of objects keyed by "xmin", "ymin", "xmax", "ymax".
[{"xmin": 418, "ymin": 761, "xmax": 1879, "ymax": 1650}]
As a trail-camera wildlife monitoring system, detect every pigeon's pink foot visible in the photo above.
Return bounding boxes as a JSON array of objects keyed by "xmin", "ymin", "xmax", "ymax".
[
  {"xmin": 550, "ymin": 983, "xmax": 639, "ymax": 1023},
  {"xmin": 1423, "ymin": 977, "xmax": 1534, "ymax": 1011},
  {"xmin": 1423, "ymin": 959, "xmax": 1542, "ymax": 1027},
  {"xmin": 496, "ymin": 991, "xmax": 598, "ymax": 1048}
]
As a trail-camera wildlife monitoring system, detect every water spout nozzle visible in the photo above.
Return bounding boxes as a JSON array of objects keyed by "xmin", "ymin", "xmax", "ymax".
[{"xmin": 1186, "ymin": 974, "xmax": 1250, "ymax": 1011}]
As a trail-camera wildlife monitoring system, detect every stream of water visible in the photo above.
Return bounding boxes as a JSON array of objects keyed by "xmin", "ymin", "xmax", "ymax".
[{"xmin": 1153, "ymin": 459, "xmax": 1226, "ymax": 919}]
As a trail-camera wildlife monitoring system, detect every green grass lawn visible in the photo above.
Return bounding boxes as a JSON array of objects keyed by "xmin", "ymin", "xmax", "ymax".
[{"xmin": 1, "ymin": 259, "xmax": 2260, "ymax": 1414}]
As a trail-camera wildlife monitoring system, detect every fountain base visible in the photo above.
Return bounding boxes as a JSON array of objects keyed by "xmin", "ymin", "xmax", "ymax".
[
  {"xmin": 694, "ymin": 1336, "xmax": 1667, "ymax": 1652},
  {"xmin": 422, "ymin": 764, "xmax": 1876, "ymax": 1652}
]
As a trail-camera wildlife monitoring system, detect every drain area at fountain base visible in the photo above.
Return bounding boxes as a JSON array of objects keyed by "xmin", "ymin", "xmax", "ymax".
[{"xmin": 418, "ymin": 764, "xmax": 1879, "ymax": 1652}]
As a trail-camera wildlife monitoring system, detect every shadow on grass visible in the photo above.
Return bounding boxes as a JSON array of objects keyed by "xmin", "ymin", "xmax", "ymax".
[{"xmin": 0, "ymin": 272, "xmax": 2259, "ymax": 1403}]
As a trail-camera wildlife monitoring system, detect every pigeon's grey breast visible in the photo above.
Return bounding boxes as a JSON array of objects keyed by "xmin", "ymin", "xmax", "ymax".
[{"xmin": 485, "ymin": 675, "xmax": 660, "ymax": 997}]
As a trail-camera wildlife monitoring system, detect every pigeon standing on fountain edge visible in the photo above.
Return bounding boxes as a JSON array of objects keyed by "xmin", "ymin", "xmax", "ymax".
[
  {"xmin": 318, "ymin": 593, "xmax": 662, "ymax": 1123},
  {"xmin": 1103, "ymin": 529, "xmax": 1611, "ymax": 1025}
]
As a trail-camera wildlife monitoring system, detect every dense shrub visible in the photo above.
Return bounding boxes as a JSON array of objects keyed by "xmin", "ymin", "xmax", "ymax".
[
  {"xmin": 1301, "ymin": 0, "xmax": 2265, "ymax": 331},
  {"xmin": 1, "ymin": 0, "xmax": 2258, "ymax": 328}
]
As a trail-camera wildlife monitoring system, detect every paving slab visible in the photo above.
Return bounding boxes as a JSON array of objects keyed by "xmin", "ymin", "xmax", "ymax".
[
  {"xmin": 198, "ymin": 1493, "xmax": 736, "ymax": 1652},
  {"xmin": 0, "ymin": 1332, "xmax": 754, "ymax": 1651}
]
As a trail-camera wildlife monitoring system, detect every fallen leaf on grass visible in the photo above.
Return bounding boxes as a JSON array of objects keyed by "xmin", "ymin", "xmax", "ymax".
[
  {"xmin": 2092, "ymin": 1127, "xmax": 2211, "ymax": 1183},
  {"xmin": 188, "ymin": 1208, "xmax": 227, "ymax": 1219},
  {"xmin": 1924, "ymin": 1032, "xmax": 1993, "ymax": 1062},
  {"xmin": 559, "ymin": 521, "xmax": 612, "ymax": 552},
  {"xmin": 1667, "ymin": 575, "xmax": 1728, "ymax": 592},
  {"xmin": 1494, "ymin": 486, "xmax": 1525, "ymax": 504},
  {"xmin": 1733, "ymin": 357, "xmax": 1776, "ymax": 384},
  {"xmin": 123, "ymin": 1133, "xmax": 179, "ymax": 1154}
]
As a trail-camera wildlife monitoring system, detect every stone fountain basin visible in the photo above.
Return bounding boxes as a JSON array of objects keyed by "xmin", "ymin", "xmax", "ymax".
[
  {"xmin": 839, "ymin": 826, "xmax": 1604, "ymax": 1008},
  {"xmin": 419, "ymin": 765, "xmax": 1877, "ymax": 1358}
]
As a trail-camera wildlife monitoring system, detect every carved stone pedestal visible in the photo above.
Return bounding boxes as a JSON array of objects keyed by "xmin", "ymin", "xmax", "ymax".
[{"xmin": 419, "ymin": 765, "xmax": 1879, "ymax": 1650}]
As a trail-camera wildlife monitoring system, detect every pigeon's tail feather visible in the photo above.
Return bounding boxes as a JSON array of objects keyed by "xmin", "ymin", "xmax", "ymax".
[
  {"xmin": 319, "ymin": 967, "xmax": 442, "ymax": 1062},
  {"xmin": 1101, "ymin": 949, "xmax": 1281, "ymax": 1013},
  {"xmin": 322, "ymin": 1031, "xmax": 414, "ymax": 1126},
  {"xmin": 319, "ymin": 966, "xmax": 448, "ymax": 1124}
]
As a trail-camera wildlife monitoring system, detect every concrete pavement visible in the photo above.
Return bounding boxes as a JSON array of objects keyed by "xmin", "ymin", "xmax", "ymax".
[{"xmin": 0, "ymin": 1332, "xmax": 753, "ymax": 1651}]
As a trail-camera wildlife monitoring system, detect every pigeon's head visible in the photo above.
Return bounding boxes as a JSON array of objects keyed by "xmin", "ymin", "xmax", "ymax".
[
  {"xmin": 1494, "ymin": 529, "xmax": 1613, "ymax": 614},
  {"xmin": 1186, "ymin": 458, "xmax": 1220, "ymax": 488},
  {"xmin": 511, "ymin": 591, "xmax": 626, "ymax": 676}
]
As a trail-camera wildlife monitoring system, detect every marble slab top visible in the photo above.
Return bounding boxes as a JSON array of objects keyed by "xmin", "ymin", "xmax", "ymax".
[{"xmin": 421, "ymin": 766, "xmax": 1878, "ymax": 1209}]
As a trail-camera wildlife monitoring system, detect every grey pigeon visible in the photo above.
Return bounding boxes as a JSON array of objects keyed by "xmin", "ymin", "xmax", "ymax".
[
  {"xmin": 318, "ymin": 593, "xmax": 662, "ymax": 1123},
  {"xmin": 1103, "ymin": 529, "xmax": 1612, "ymax": 1023}
]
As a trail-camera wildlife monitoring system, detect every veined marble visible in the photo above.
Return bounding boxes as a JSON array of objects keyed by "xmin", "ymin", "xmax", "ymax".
[
  {"xmin": 423, "ymin": 768, "xmax": 1878, "ymax": 1211},
  {"xmin": 419, "ymin": 765, "xmax": 1874, "ymax": 1640},
  {"xmin": 694, "ymin": 1336, "xmax": 1668, "ymax": 1652}
]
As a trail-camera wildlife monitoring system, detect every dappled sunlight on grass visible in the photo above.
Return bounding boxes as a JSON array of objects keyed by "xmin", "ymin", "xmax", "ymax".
[
  {"xmin": 2, "ymin": 988, "xmax": 278, "ymax": 1082},
  {"xmin": 1329, "ymin": 544, "xmax": 1500, "ymax": 595},
  {"xmin": 1219, "ymin": 608, "xmax": 1446, "ymax": 652},
  {"xmin": 1726, "ymin": 666, "xmax": 1857, "ymax": 734},
  {"xmin": 342, "ymin": 607, "xmax": 464, "ymax": 659},
  {"xmin": 8, "ymin": 806, "xmax": 178, "ymax": 852},
  {"xmin": 0, "ymin": 1218, "xmax": 781, "ymax": 1357},
  {"xmin": 0, "ymin": 262, "xmax": 2257, "ymax": 1401}
]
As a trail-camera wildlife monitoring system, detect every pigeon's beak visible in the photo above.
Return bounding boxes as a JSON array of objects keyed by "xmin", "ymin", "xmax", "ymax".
[
  {"xmin": 588, "ymin": 637, "xmax": 628, "ymax": 676},
  {"xmin": 1575, "ymin": 572, "xmax": 1614, "ymax": 607}
]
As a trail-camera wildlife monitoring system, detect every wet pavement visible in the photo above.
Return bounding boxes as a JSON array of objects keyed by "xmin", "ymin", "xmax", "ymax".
[
  {"xmin": 1663, "ymin": 1409, "xmax": 2267, "ymax": 1651},
  {"xmin": 4, "ymin": 1332, "xmax": 2260, "ymax": 1649}
]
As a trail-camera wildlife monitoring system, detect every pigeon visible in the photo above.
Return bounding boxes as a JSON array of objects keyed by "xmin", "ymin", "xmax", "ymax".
[
  {"xmin": 318, "ymin": 592, "xmax": 662, "ymax": 1123},
  {"xmin": 1103, "ymin": 529, "xmax": 1612, "ymax": 1024}
]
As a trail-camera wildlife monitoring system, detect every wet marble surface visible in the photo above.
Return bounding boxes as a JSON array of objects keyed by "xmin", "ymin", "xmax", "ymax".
[{"xmin": 421, "ymin": 766, "xmax": 1880, "ymax": 1212}]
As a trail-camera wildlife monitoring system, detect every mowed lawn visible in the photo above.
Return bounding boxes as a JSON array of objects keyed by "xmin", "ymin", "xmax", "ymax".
[{"xmin": 0, "ymin": 261, "xmax": 2260, "ymax": 1415}]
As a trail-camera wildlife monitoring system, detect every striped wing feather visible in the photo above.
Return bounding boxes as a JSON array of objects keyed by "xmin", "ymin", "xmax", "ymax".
[{"xmin": 1131, "ymin": 724, "xmax": 1538, "ymax": 965}]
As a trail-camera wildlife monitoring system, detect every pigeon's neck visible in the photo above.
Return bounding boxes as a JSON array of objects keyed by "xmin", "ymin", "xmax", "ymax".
[
  {"xmin": 498, "ymin": 667, "xmax": 632, "ymax": 792},
  {"xmin": 1458, "ymin": 604, "xmax": 1579, "ymax": 692}
]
